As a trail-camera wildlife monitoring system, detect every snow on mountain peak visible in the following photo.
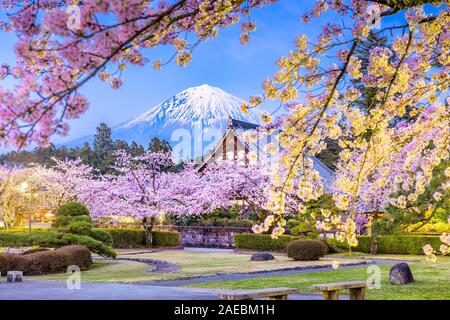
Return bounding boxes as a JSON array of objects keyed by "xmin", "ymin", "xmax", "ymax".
[
  {"xmin": 118, "ymin": 84, "xmax": 257, "ymax": 129},
  {"xmin": 66, "ymin": 85, "xmax": 259, "ymax": 159}
]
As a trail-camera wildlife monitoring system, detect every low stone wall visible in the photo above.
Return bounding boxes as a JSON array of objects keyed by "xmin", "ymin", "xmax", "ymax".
[{"xmin": 153, "ymin": 225, "xmax": 252, "ymax": 248}]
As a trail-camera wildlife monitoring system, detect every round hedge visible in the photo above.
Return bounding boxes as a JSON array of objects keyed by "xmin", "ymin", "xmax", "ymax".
[
  {"xmin": 287, "ymin": 239, "xmax": 327, "ymax": 261},
  {"xmin": 56, "ymin": 202, "xmax": 90, "ymax": 217},
  {"xmin": 0, "ymin": 245, "xmax": 93, "ymax": 275}
]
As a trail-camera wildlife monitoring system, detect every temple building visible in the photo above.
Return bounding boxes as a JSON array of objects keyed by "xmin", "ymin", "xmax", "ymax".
[{"xmin": 198, "ymin": 117, "xmax": 334, "ymax": 189}]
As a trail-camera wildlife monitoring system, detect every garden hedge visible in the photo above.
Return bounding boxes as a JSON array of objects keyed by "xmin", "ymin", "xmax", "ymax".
[
  {"xmin": 234, "ymin": 234, "xmax": 302, "ymax": 251},
  {"xmin": 0, "ymin": 245, "xmax": 92, "ymax": 275},
  {"xmin": 332, "ymin": 235, "xmax": 443, "ymax": 255},
  {"xmin": 96, "ymin": 228, "xmax": 145, "ymax": 248},
  {"xmin": 0, "ymin": 230, "xmax": 116, "ymax": 258},
  {"xmin": 235, "ymin": 233, "xmax": 443, "ymax": 255},
  {"xmin": 95, "ymin": 228, "xmax": 180, "ymax": 248},
  {"xmin": 152, "ymin": 230, "xmax": 180, "ymax": 247}
]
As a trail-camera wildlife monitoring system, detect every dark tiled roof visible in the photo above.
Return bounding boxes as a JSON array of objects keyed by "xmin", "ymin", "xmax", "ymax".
[{"xmin": 229, "ymin": 118, "xmax": 259, "ymax": 130}]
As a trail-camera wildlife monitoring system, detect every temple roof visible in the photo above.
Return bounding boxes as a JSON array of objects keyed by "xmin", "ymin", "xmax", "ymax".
[{"xmin": 228, "ymin": 117, "xmax": 259, "ymax": 130}]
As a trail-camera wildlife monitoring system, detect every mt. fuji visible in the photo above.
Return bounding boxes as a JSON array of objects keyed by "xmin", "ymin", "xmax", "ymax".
[{"xmin": 67, "ymin": 84, "xmax": 259, "ymax": 159}]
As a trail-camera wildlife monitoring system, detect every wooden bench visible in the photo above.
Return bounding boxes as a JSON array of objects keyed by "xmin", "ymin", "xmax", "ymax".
[
  {"xmin": 7, "ymin": 271, "xmax": 23, "ymax": 283},
  {"xmin": 312, "ymin": 281, "xmax": 367, "ymax": 300},
  {"xmin": 219, "ymin": 288, "xmax": 299, "ymax": 300}
]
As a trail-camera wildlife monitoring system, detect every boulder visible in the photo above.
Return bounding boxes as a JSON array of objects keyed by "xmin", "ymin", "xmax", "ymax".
[
  {"xmin": 389, "ymin": 263, "xmax": 414, "ymax": 285},
  {"xmin": 251, "ymin": 252, "xmax": 275, "ymax": 261}
]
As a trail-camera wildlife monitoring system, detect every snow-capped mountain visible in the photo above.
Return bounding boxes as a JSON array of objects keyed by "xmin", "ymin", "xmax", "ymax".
[{"xmin": 66, "ymin": 84, "xmax": 259, "ymax": 159}]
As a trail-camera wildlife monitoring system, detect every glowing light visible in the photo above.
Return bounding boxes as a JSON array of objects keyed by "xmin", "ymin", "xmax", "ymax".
[{"xmin": 20, "ymin": 181, "xmax": 29, "ymax": 192}]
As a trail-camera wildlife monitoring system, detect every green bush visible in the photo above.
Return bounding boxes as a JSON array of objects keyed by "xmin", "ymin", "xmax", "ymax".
[
  {"xmin": 95, "ymin": 228, "xmax": 180, "ymax": 248},
  {"xmin": 0, "ymin": 231, "xmax": 31, "ymax": 247},
  {"xmin": 60, "ymin": 233, "xmax": 117, "ymax": 258},
  {"xmin": 152, "ymin": 231, "xmax": 180, "ymax": 247},
  {"xmin": 287, "ymin": 240, "xmax": 327, "ymax": 261},
  {"xmin": 96, "ymin": 228, "xmax": 145, "ymax": 248},
  {"xmin": 0, "ymin": 230, "xmax": 116, "ymax": 258},
  {"xmin": 330, "ymin": 235, "xmax": 442, "ymax": 255},
  {"xmin": 56, "ymin": 202, "xmax": 90, "ymax": 217},
  {"xmin": 0, "ymin": 245, "xmax": 93, "ymax": 275},
  {"xmin": 88, "ymin": 229, "xmax": 113, "ymax": 246},
  {"xmin": 234, "ymin": 234, "xmax": 302, "ymax": 251},
  {"xmin": 375, "ymin": 235, "xmax": 442, "ymax": 255}
]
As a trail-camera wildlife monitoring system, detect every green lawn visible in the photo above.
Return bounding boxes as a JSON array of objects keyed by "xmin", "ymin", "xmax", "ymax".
[
  {"xmin": 189, "ymin": 255, "xmax": 450, "ymax": 300},
  {"xmin": 25, "ymin": 250, "xmax": 364, "ymax": 283},
  {"xmin": 30, "ymin": 260, "xmax": 163, "ymax": 282}
]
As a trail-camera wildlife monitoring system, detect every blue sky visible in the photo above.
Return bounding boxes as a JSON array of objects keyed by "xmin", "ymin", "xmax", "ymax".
[{"xmin": 0, "ymin": 1, "xmax": 334, "ymax": 147}]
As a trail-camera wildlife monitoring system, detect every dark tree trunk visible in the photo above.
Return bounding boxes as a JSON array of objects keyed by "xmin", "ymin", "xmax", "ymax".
[
  {"xmin": 370, "ymin": 236, "xmax": 378, "ymax": 255},
  {"xmin": 143, "ymin": 217, "xmax": 155, "ymax": 247}
]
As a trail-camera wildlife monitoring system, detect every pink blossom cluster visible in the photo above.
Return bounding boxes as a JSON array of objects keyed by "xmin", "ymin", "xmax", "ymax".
[{"xmin": 0, "ymin": 0, "xmax": 272, "ymax": 148}]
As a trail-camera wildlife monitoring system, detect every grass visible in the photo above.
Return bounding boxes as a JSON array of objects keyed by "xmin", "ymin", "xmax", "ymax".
[
  {"xmin": 118, "ymin": 251, "xmax": 364, "ymax": 278},
  {"xmin": 24, "ymin": 250, "xmax": 364, "ymax": 283},
  {"xmin": 30, "ymin": 260, "xmax": 160, "ymax": 282},
  {"xmin": 189, "ymin": 255, "xmax": 450, "ymax": 300}
]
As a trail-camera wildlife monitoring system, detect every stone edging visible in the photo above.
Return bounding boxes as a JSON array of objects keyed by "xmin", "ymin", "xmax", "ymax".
[{"xmin": 94, "ymin": 257, "xmax": 181, "ymax": 273}]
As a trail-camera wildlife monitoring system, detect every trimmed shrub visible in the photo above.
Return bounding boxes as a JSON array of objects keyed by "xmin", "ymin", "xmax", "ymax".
[
  {"xmin": 376, "ymin": 235, "xmax": 442, "ymax": 255},
  {"xmin": 0, "ymin": 230, "xmax": 116, "ymax": 258},
  {"xmin": 287, "ymin": 240, "xmax": 327, "ymax": 261},
  {"xmin": 0, "ymin": 231, "xmax": 31, "ymax": 247},
  {"xmin": 22, "ymin": 247, "xmax": 50, "ymax": 255},
  {"xmin": 0, "ymin": 253, "xmax": 27, "ymax": 273},
  {"xmin": 0, "ymin": 245, "xmax": 93, "ymax": 275},
  {"xmin": 56, "ymin": 202, "xmax": 90, "ymax": 217},
  {"xmin": 96, "ymin": 228, "xmax": 145, "ymax": 248},
  {"xmin": 330, "ymin": 235, "xmax": 442, "ymax": 255},
  {"xmin": 88, "ymin": 229, "xmax": 113, "ymax": 246},
  {"xmin": 234, "ymin": 234, "xmax": 302, "ymax": 251},
  {"xmin": 67, "ymin": 218, "xmax": 93, "ymax": 235},
  {"xmin": 61, "ymin": 233, "xmax": 116, "ymax": 258},
  {"xmin": 152, "ymin": 231, "xmax": 180, "ymax": 247}
]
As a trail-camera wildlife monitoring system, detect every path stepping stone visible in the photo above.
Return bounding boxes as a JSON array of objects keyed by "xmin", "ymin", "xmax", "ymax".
[{"xmin": 251, "ymin": 252, "xmax": 275, "ymax": 261}]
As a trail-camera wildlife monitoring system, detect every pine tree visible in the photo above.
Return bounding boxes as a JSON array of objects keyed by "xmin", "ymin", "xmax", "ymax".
[
  {"xmin": 77, "ymin": 142, "xmax": 95, "ymax": 167},
  {"xmin": 148, "ymin": 137, "xmax": 172, "ymax": 153},
  {"xmin": 351, "ymin": 30, "xmax": 388, "ymax": 114},
  {"xmin": 92, "ymin": 123, "xmax": 115, "ymax": 174},
  {"xmin": 113, "ymin": 140, "xmax": 129, "ymax": 153},
  {"xmin": 129, "ymin": 141, "xmax": 145, "ymax": 157}
]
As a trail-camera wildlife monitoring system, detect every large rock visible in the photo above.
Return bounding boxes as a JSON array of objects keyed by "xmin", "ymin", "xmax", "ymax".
[
  {"xmin": 389, "ymin": 263, "xmax": 414, "ymax": 285},
  {"xmin": 251, "ymin": 252, "xmax": 275, "ymax": 261}
]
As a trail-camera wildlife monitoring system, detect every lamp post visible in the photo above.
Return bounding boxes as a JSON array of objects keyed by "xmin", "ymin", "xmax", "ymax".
[{"xmin": 19, "ymin": 182, "xmax": 32, "ymax": 233}]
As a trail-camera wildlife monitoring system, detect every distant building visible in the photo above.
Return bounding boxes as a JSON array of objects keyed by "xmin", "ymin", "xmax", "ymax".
[{"xmin": 198, "ymin": 117, "xmax": 334, "ymax": 189}]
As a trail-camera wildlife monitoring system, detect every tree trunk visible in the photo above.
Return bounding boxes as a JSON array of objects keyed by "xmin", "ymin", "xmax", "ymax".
[
  {"xmin": 369, "ymin": 213, "xmax": 378, "ymax": 255},
  {"xmin": 370, "ymin": 236, "xmax": 378, "ymax": 255},
  {"xmin": 143, "ymin": 217, "xmax": 155, "ymax": 247}
]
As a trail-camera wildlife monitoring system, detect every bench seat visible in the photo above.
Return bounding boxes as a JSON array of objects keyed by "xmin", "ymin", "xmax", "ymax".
[
  {"xmin": 312, "ymin": 281, "xmax": 367, "ymax": 300},
  {"xmin": 219, "ymin": 287, "xmax": 299, "ymax": 300}
]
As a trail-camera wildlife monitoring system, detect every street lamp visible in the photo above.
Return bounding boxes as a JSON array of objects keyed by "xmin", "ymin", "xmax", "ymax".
[{"xmin": 19, "ymin": 181, "xmax": 32, "ymax": 233}]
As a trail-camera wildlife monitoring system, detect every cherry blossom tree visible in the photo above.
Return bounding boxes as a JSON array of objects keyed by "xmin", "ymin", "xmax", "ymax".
[
  {"xmin": 0, "ymin": 0, "xmax": 271, "ymax": 149},
  {"xmin": 243, "ymin": 1, "xmax": 450, "ymax": 244},
  {"xmin": 0, "ymin": 1, "xmax": 448, "ymax": 248}
]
